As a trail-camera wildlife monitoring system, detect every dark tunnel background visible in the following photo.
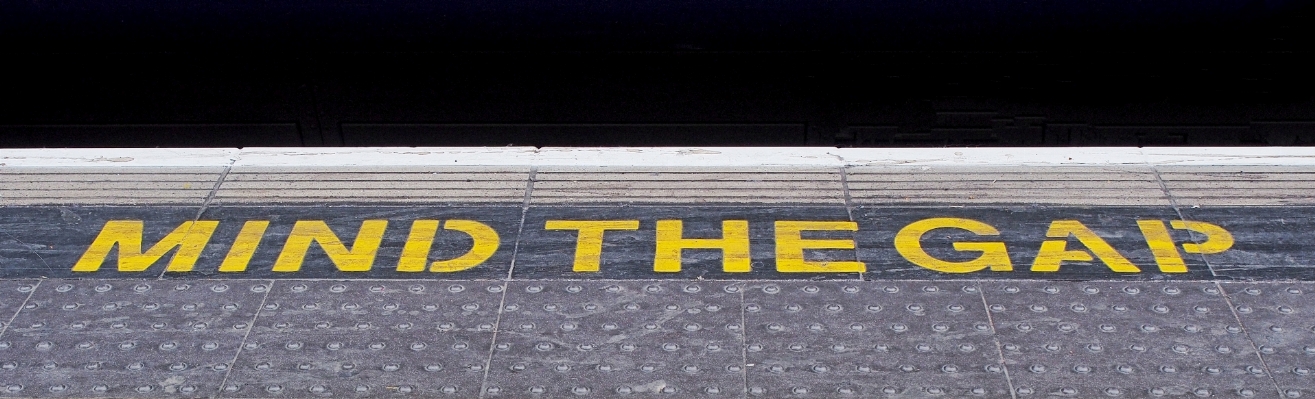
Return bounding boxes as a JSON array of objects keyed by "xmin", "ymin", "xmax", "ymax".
[{"xmin": 1, "ymin": 0, "xmax": 1313, "ymax": 147}]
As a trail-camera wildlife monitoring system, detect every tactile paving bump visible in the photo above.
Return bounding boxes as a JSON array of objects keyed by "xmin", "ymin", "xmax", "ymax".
[
  {"xmin": 485, "ymin": 281, "xmax": 745, "ymax": 397},
  {"xmin": 743, "ymin": 281, "xmax": 1008, "ymax": 398},
  {"xmin": 0, "ymin": 279, "xmax": 266, "ymax": 397},
  {"xmin": 1223, "ymin": 282, "xmax": 1315, "ymax": 398},
  {"xmin": 220, "ymin": 280, "xmax": 504, "ymax": 398},
  {"xmin": 985, "ymin": 281, "xmax": 1276, "ymax": 398}
]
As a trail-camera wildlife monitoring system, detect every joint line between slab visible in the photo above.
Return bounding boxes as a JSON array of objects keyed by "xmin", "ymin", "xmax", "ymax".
[
  {"xmin": 1215, "ymin": 281, "xmax": 1285, "ymax": 397},
  {"xmin": 978, "ymin": 285, "xmax": 1018, "ymax": 399},
  {"xmin": 839, "ymin": 165, "xmax": 855, "ymax": 221},
  {"xmin": 841, "ymin": 166, "xmax": 865, "ymax": 281},
  {"xmin": 213, "ymin": 279, "xmax": 274, "ymax": 399},
  {"xmin": 0, "ymin": 279, "xmax": 41, "ymax": 340},
  {"xmin": 163, "ymin": 157, "xmax": 237, "ymax": 280},
  {"xmin": 479, "ymin": 168, "xmax": 533, "ymax": 398},
  {"xmin": 505, "ymin": 167, "xmax": 535, "ymax": 281},
  {"xmin": 196, "ymin": 159, "xmax": 236, "ymax": 222},
  {"xmin": 1150, "ymin": 164, "xmax": 1217, "ymax": 277},
  {"xmin": 737, "ymin": 283, "xmax": 749, "ymax": 399},
  {"xmin": 476, "ymin": 281, "xmax": 511, "ymax": 399}
]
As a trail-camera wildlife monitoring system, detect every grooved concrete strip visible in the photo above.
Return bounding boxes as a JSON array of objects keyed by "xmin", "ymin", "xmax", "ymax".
[
  {"xmin": 847, "ymin": 166, "xmax": 1170, "ymax": 206},
  {"xmin": 1158, "ymin": 166, "xmax": 1315, "ymax": 206},
  {"xmin": 1, "ymin": 280, "xmax": 1311, "ymax": 398},
  {"xmin": 212, "ymin": 166, "xmax": 531, "ymax": 204},
  {"xmin": 0, "ymin": 167, "xmax": 225, "ymax": 205},
  {"xmin": 531, "ymin": 167, "xmax": 845, "ymax": 205},
  {"xmin": 4, "ymin": 163, "xmax": 1315, "ymax": 206}
]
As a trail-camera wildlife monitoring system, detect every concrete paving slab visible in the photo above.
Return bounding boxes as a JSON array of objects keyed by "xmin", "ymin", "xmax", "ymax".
[
  {"xmin": 1221, "ymin": 282, "xmax": 1315, "ymax": 398},
  {"xmin": 984, "ymin": 281, "xmax": 1275, "ymax": 398}
]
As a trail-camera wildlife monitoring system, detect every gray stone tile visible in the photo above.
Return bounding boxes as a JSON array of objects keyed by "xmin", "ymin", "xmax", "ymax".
[
  {"xmin": 0, "ymin": 279, "xmax": 264, "ymax": 398},
  {"xmin": 0, "ymin": 331, "xmax": 240, "ymax": 398},
  {"xmin": 484, "ymin": 281, "xmax": 745, "ymax": 397},
  {"xmin": 219, "ymin": 280, "xmax": 503, "ymax": 398},
  {"xmin": 3, "ymin": 279, "xmax": 266, "ymax": 336},
  {"xmin": 0, "ymin": 281, "xmax": 37, "ymax": 334},
  {"xmin": 985, "ymin": 281, "xmax": 1276, "ymax": 398},
  {"xmin": 743, "ymin": 281, "xmax": 1008, "ymax": 398},
  {"xmin": 222, "ymin": 333, "xmax": 493, "ymax": 398},
  {"xmin": 245, "ymin": 280, "xmax": 503, "ymax": 335},
  {"xmin": 1222, "ymin": 282, "xmax": 1315, "ymax": 398}
]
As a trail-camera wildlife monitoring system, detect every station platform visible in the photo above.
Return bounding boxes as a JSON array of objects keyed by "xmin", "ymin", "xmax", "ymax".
[{"xmin": 2, "ymin": 147, "xmax": 1314, "ymax": 398}]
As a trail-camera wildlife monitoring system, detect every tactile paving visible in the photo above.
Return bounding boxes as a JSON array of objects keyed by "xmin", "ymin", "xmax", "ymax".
[
  {"xmin": 0, "ymin": 279, "xmax": 265, "ymax": 398},
  {"xmin": 0, "ymin": 279, "xmax": 1312, "ymax": 398},
  {"xmin": 984, "ymin": 281, "xmax": 1276, "ymax": 398},
  {"xmin": 0, "ymin": 281, "xmax": 37, "ymax": 335},
  {"xmin": 743, "ymin": 281, "xmax": 1008, "ymax": 398},
  {"xmin": 219, "ymin": 280, "xmax": 504, "ymax": 398},
  {"xmin": 1222, "ymin": 282, "xmax": 1315, "ymax": 398},
  {"xmin": 484, "ymin": 281, "xmax": 745, "ymax": 397}
]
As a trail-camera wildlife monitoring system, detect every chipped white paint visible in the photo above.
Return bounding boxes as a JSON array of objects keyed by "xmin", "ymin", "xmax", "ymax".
[
  {"xmin": 231, "ymin": 147, "xmax": 541, "ymax": 167},
  {"xmin": 4, "ymin": 147, "xmax": 1315, "ymax": 167},
  {"xmin": 834, "ymin": 147, "xmax": 1154, "ymax": 166},
  {"xmin": 1141, "ymin": 147, "xmax": 1315, "ymax": 166},
  {"xmin": 0, "ymin": 148, "xmax": 237, "ymax": 167},
  {"xmin": 531, "ymin": 147, "xmax": 851, "ymax": 167}
]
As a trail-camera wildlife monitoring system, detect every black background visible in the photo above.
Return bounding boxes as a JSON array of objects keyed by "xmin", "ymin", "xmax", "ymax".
[{"xmin": 1, "ymin": 0, "xmax": 1312, "ymax": 148}]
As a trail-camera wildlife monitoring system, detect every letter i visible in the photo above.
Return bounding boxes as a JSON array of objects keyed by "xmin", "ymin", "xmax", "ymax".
[{"xmin": 219, "ymin": 221, "xmax": 270, "ymax": 272}]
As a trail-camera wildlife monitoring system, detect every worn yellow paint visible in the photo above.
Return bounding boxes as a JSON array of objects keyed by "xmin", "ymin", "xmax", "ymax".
[
  {"xmin": 1172, "ymin": 220, "xmax": 1234, "ymax": 254},
  {"xmin": 894, "ymin": 217, "xmax": 1012, "ymax": 273},
  {"xmin": 396, "ymin": 220, "xmax": 441, "ymax": 272},
  {"xmin": 545, "ymin": 220, "xmax": 640, "ymax": 272},
  {"xmin": 1136, "ymin": 220, "xmax": 1188, "ymax": 273},
  {"xmin": 218, "ymin": 220, "xmax": 270, "ymax": 272},
  {"xmin": 429, "ymin": 220, "xmax": 500, "ymax": 272},
  {"xmin": 774, "ymin": 221, "xmax": 865, "ymax": 273},
  {"xmin": 654, "ymin": 220, "xmax": 751, "ymax": 273},
  {"xmin": 273, "ymin": 220, "xmax": 388, "ymax": 272},
  {"xmin": 1032, "ymin": 220, "xmax": 1139, "ymax": 273},
  {"xmin": 73, "ymin": 220, "xmax": 219, "ymax": 272}
]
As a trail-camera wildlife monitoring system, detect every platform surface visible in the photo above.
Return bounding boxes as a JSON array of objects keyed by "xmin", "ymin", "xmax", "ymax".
[{"xmin": 2, "ymin": 147, "xmax": 1315, "ymax": 398}]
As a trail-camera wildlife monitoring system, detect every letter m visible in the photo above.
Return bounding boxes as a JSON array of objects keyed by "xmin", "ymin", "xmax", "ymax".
[{"xmin": 72, "ymin": 220, "xmax": 219, "ymax": 272}]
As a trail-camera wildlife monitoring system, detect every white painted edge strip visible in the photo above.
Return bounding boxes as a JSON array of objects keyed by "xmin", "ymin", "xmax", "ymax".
[
  {"xmin": 1, "ymin": 147, "xmax": 1313, "ymax": 167},
  {"xmin": 0, "ymin": 148, "xmax": 239, "ymax": 167}
]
